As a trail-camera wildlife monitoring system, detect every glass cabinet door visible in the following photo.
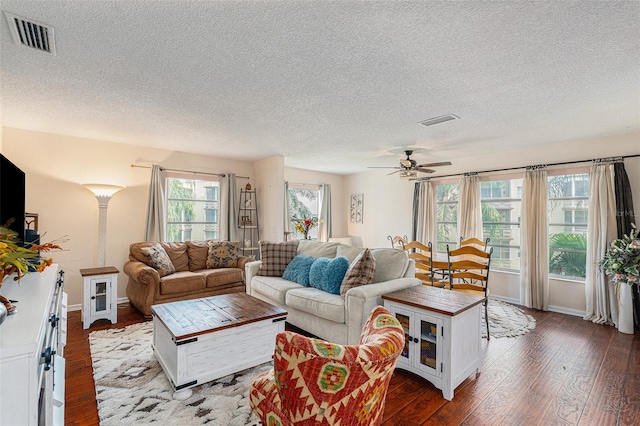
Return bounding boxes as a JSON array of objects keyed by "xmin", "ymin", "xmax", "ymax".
[
  {"xmin": 419, "ymin": 318, "xmax": 438, "ymax": 369},
  {"xmin": 91, "ymin": 278, "xmax": 110, "ymax": 316},
  {"xmin": 395, "ymin": 312, "xmax": 411, "ymax": 362}
]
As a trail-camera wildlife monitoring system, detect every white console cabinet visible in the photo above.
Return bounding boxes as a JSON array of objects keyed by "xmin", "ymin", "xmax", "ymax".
[
  {"xmin": 0, "ymin": 265, "xmax": 66, "ymax": 425},
  {"xmin": 382, "ymin": 285, "xmax": 484, "ymax": 401}
]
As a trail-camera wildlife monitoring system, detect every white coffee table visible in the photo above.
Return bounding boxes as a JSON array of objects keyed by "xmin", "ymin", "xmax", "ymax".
[{"xmin": 151, "ymin": 293, "xmax": 287, "ymax": 400}]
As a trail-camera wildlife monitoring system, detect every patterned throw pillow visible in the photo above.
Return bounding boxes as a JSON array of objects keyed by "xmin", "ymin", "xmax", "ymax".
[
  {"xmin": 258, "ymin": 240, "xmax": 299, "ymax": 277},
  {"xmin": 206, "ymin": 241, "xmax": 240, "ymax": 268},
  {"xmin": 340, "ymin": 248, "xmax": 376, "ymax": 297},
  {"xmin": 139, "ymin": 243, "xmax": 176, "ymax": 277}
]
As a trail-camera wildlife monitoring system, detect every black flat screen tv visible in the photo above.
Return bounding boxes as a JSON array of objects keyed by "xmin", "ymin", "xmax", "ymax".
[{"xmin": 0, "ymin": 154, "xmax": 26, "ymax": 241}]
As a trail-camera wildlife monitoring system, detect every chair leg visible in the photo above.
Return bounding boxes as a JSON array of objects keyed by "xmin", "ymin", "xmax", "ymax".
[{"xmin": 485, "ymin": 299, "xmax": 490, "ymax": 341}]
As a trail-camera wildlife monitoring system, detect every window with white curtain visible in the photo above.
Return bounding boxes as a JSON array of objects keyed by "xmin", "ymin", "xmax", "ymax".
[
  {"xmin": 165, "ymin": 174, "xmax": 219, "ymax": 242},
  {"xmin": 287, "ymin": 185, "xmax": 320, "ymax": 240},
  {"xmin": 435, "ymin": 183, "xmax": 459, "ymax": 252},
  {"xmin": 480, "ymin": 179, "xmax": 523, "ymax": 271},
  {"xmin": 547, "ymin": 173, "xmax": 588, "ymax": 279}
]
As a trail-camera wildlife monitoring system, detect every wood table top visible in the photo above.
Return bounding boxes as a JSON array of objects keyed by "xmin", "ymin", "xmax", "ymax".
[
  {"xmin": 382, "ymin": 285, "xmax": 484, "ymax": 316},
  {"xmin": 151, "ymin": 293, "xmax": 287, "ymax": 340}
]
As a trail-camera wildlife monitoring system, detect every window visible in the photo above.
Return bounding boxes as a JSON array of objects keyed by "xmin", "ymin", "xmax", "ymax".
[
  {"xmin": 435, "ymin": 183, "xmax": 459, "ymax": 253},
  {"xmin": 166, "ymin": 176, "xmax": 219, "ymax": 242},
  {"xmin": 287, "ymin": 185, "xmax": 320, "ymax": 240},
  {"xmin": 548, "ymin": 173, "xmax": 588, "ymax": 279},
  {"xmin": 481, "ymin": 179, "xmax": 523, "ymax": 271}
]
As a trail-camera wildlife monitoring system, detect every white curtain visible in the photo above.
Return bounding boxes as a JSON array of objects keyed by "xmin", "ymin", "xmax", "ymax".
[
  {"xmin": 219, "ymin": 173, "xmax": 239, "ymax": 242},
  {"xmin": 414, "ymin": 180, "xmax": 436, "ymax": 246},
  {"xmin": 520, "ymin": 166, "xmax": 549, "ymax": 309},
  {"xmin": 584, "ymin": 162, "xmax": 617, "ymax": 325},
  {"xmin": 144, "ymin": 164, "xmax": 167, "ymax": 241},
  {"xmin": 458, "ymin": 174, "xmax": 483, "ymax": 241},
  {"xmin": 318, "ymin": 184, "xmax": 332, "ymax": 242},
  {"xmin": 284, "ymin": 181, "xmax": 291, "ymax": 241}
]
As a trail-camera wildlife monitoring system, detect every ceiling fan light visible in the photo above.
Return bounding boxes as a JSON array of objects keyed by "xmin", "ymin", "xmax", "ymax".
[{"xmin": 399, "ymin": 170, "xmax": 417, "ymax": 180}]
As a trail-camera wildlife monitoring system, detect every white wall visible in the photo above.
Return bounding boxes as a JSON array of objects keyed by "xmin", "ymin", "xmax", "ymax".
[
  {"xmin": 344, "ymin": 132, "xmax": 640, "ymax": 314},
  {"xmin": 284, "ymin": 167, "xmax": 347, "ymax": 239},
  {"xmin": 2, "ymin": 127, "xmax": 256, "ymax": 307},
  {"xmin": 254, "ymin": 156, "xmax": 285, "ymax": 242},
  {"xmin": 344, "ymin": 172, "xmax": 415, "ymax": 248}
]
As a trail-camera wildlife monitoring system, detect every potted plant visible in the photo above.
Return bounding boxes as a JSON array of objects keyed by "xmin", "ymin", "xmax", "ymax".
[
  {"xmin": 0, "ymin": 224, "xmax": 64, "ymax": 321},
  {"xmin": 598, "ymin": 224, "xmax": 640, "ymax": 333}
]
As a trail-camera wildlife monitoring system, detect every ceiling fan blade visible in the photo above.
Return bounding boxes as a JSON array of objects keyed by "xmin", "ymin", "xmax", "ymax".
[
  {"xmin": 387, "ymin": 170, "xmax": 402, "ymax": 176},
  {"xmin": 416, "ymin": 168, "xmax": 436, "ymax": 173},
  {"xmin": 367, "ymin": 166, "xmax": 401, "ymax": 169},
  {"xmin": 417, "ymin": 161, "xmax": 452, "ymax": 168}
]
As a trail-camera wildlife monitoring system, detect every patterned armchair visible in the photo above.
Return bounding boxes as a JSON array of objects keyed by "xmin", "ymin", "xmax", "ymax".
[{"xmin": 249, "ymin": 306, "xmax": 404, "ymax": 425}]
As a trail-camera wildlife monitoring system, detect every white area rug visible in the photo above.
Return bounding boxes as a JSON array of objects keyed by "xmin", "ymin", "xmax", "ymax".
[
  {"xmin": 89, "ymin": 322, "xmax": 269, "ymax": 425},
  {"xmin": 484, "ymin": 299, "xmax": 536, "ymax": 338}
]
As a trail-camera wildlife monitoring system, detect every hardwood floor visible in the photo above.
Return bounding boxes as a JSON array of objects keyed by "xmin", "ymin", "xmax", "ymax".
[{"xmin": 65, "ymin": 303, "xmax": 639, "ymax": 425}]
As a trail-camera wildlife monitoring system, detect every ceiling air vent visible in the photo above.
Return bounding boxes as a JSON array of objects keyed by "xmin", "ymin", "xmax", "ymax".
[
  {"xmin": 4, "ymin": 12, "xmax": 56, "ymax": 55},
  {"xmin": 419, "ymin": 114, "xmax": 459, "ymax": 128}
]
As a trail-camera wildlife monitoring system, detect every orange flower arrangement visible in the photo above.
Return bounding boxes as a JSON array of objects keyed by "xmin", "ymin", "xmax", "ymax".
[{"xmin": 0, "ymin": 222, "xmax": 66, "ymax": 314}]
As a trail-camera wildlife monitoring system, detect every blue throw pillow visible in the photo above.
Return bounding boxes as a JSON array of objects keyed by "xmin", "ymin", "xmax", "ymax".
[
  {"xmin": 282, "ymin": 255, "xmax": 315, "ymax": 286},
  {"xmin": 309, "ymin": 257, "xmax": 350, "ymax": 295}
]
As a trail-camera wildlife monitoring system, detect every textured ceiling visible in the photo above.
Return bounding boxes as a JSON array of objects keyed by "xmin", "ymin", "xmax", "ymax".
[{"xmin": 1, "ymin": 1, "xmax": 638, "ymax": 174}]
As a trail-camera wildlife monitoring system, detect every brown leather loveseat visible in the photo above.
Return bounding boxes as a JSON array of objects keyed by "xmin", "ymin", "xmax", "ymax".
[{"xmin": 124, "ymin": 241, "xmax": 250, "ymax": 318}]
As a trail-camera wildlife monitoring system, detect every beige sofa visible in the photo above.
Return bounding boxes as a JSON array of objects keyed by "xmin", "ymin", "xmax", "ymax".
[
  {"xmin": 124, "ymin": 241, "xmax": 250, "ymax": 318},
  {"xmin": 245, "ymin": 240, "xmax": 420, "ymax": 344}
]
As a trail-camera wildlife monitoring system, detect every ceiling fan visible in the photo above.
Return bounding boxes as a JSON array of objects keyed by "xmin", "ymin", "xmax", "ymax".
[{"xmin": 369, "ymin": 150, "xmax": 452, "ymax": 179}]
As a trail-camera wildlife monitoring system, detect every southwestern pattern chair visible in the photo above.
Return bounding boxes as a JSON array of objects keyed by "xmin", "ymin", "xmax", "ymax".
[{"xmin": 249, "ymin": 306, "xmax": 404, "ymax": 425}]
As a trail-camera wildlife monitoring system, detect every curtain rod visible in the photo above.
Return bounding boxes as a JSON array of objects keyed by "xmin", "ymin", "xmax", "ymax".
[
  {"xmin": 131, "ymin": 164, "xmax": 250, "ymax": 180},
  {"xmin": 286, "ymin": 181, "xmax": 321, "ymax": 188},
  {"xmin": 415, "ymin": 153, "xmax": 640, "ymax": 181}
]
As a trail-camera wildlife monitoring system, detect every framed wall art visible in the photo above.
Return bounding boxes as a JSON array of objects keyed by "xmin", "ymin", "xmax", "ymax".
[{"xmin": 350, "ymin": 193, "xmax": 363, "ymax": 223}]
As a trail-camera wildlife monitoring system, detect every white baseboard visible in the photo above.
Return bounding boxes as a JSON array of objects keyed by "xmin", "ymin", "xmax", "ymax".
[
  {"xmin": 489, "ymin": 296, "xmax": 586, "ymax": 317},
  {"xmin": 547, "ymin": 305, "xmax": 585, "ymax": 317},
  {"xmin": 67, "ymin": 297, "xmax": 130, "ymax": 312}
]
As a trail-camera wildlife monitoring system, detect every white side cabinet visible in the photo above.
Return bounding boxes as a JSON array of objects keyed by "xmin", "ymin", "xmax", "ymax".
[
  {"xmin": 383, "ymin": 286, "xmax": 484, "ymax": 401},
  {"xmin": 80, "ymin": 266, "xmax": 118, "ymax": 329}
]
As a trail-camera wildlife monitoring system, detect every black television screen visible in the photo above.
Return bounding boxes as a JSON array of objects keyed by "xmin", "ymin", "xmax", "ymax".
[{"xmin": 0, "ymin": 154, "xmax": 26, "ymax": 241}]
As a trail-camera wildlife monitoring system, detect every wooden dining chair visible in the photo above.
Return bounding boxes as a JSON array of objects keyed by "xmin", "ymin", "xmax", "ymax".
[
  {"xmin": 402, "ymin": 241, "xmax": 448, "ymax": 288},
  {"xmin": 459, "ymin": 236, "xmax": 491, "ymax": 251},
  {"xmin": 447, "ymin": 244, "xmax": 493, "ymax": 339},
  {"xmin": 388, "ymin": 235, "xmax": 408, "ymax": 250}
]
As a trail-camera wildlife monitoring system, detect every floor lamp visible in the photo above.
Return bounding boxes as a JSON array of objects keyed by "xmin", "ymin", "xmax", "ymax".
[{"xmin": 83, "ymin": 184, "xmax": 124, "ymax": 267}]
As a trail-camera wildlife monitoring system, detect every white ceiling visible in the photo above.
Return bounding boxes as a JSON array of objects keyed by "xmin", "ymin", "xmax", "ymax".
[{"xmin": 1, "ymin": 1, "xmax": 639, "ymax": 175}]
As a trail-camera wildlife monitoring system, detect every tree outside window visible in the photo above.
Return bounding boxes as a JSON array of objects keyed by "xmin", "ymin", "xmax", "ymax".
[{"xmin": 166, "ymin": 177, "xmax": 219, "ymax": 242}]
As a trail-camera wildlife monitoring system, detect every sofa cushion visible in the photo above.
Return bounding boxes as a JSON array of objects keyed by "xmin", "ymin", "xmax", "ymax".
[
  {"xmin": 187, "ymin": 241, "xmax": 210, "ymax": 271},
  {"xmin": 201, "ymin": 268, "xmax": 243, "ymax": 288},
  {"xmin": 159, "ymin": 271, "xmax": 205, "ymax": 295},
  {"xmin": 258, "ymin": 240, "xmax": 299, "ymax": 277},
  {"xmin": 159, "ymin": 242, "xmax": 189, "ymax": 272},
  {"xmin": 286, "ymin": 288, "xmax": 345, "ymax": 324},
  {"xmin": 309, "ymin": 257, "xmax": 350, "ymax": 295},
  {"xmin": 370, "ymin": 248, "xmax": 410, "ymax": 283},
  {"xmin": 252, "ymin": 276, "xmax": 304, "ymax": 305},
  {"xmin": 206, "ymin": 241, "xmax": 240, "ymax": 268},
  {"xmin": 336, "ymin": 244, "xmax": 364, "ymax": 263},
  {"xmin": 282, "ymin": 255, "xmax": 315, "ymax": 286},
  {"xmin": 340, "ymin": 248, "xmax": 376, "ymax": 297},
  {"xmin": 297, "ymin": 240, "xmax": 339, "ymax": 258},
  {"xmin": 139, "ymin": 243, "xmax": 175, "ymax": 277}
]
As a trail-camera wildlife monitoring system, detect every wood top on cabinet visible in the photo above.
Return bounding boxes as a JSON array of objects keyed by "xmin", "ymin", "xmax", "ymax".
[{"xmin": 382, "ymin": 285, "xmax": 484, "ymax": 316}]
